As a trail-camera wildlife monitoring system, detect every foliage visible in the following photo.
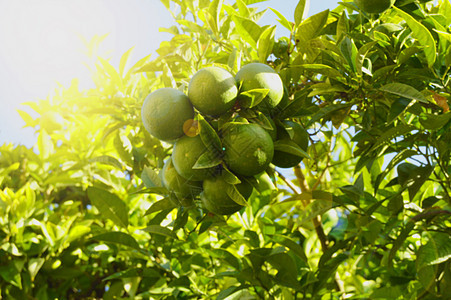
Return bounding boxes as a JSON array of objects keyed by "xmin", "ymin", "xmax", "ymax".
[{"xmin": 1, "ymin": 0, "xmax": 451, "ymax": 298}]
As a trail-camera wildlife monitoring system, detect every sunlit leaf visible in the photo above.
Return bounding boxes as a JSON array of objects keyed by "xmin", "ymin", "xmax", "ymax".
[
  {"xmin": 87, "ymin": 187, "xmax": 128, "ymax": 228},
  {"xmin": 394, "ymin": 7, "xmax": 437, "ymax": 67}
]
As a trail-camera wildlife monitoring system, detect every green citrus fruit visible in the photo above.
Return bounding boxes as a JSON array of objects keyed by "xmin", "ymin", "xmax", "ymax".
[
  {"xmin": 201, "ymin": 175, "xmax": 253, "ymax": 215},
  {"xmin": 172, "ymin": 134, "xmax": 218, "ymax": 181},
  {"xmin": 188, "ymin": 66, "xmax": 238, "ymax": 116},
  {"xmin": 141, "ymin": 88, "xmax": 194, "ymax": 141},
  {"xmin": 355, "ymin": 0, "xmax": 395, "ymax": 13},
  {"xmin": 273, "ymin": 37, "xmax": 289, "ymax": 58},
  {"xmin": 222, "ymin": 123, "xmax": 274, "ymax": 176},
  {"xmin": 235, "ymin": 63, "xmax": 284, "ymax": 112},
  {"xmin": 161, "ymin": 158, "xmax": 202, "ymax": 207},
  {"xmin": 272, "ymin": 120, "xmax": 309, "ymax": 168}
]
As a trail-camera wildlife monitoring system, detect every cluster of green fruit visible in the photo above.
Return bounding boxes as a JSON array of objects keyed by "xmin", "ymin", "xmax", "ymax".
[{"xmin": 141, "ymin": 63, "xmax": 309, "ymax": 215}]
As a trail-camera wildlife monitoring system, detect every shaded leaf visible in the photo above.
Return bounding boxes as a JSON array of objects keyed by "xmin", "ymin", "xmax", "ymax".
[
  {"xmin": 271, "ymin": 234, "xmax": 308, "ymax": 262},
  {"xmin": 226, "ymin": 184, "xmax": 249, "ymax": 207},
  {"xmin": 92, "ymin": 231, "xmax": 140, "ymax": 250},
  {"xmin": 142, "ymin": 225, "xmax": 178, "ymax": 239},
  {"xmin": 419, "ymin": 112, "xmax": 451, "ymax": 130},
  {"xmin": 274, "ymin": 140, "xmax": 310, "ymax": 159},
  {"xmin": 380, "ymin": 83, "xmax": 429, "ymax": 103},
  {"xmin": 145, "ymin": 198, "xmax": 177, "ymax": 216}
]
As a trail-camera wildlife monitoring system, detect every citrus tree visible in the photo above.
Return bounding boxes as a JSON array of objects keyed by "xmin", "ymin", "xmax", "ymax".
[{"xmin": 1, "ymin": 0, "xmax": 451, "ymax": 299}]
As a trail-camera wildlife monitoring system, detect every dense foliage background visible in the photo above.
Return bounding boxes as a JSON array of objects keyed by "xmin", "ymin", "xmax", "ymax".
[{"xmin": 1, "ymin": 0, "xmax": 450, "ymax": 299}]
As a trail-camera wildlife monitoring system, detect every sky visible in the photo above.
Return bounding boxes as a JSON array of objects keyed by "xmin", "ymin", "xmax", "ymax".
[{"xmin": 0, "ymin": 0, "xmax": 339, "ymax": 147}]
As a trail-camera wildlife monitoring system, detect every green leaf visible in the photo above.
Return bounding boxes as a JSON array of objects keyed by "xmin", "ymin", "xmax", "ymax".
[
  {"xmin": 217, "ymin": 285, "xmax": 251, "ymax": 300},
  {"xmin": 98, "ymin": 57, "xmax": 122, "ymax": 87},
  {"xmin": 28, "ymin": 258, "xmax": 45, "ymax": 282},
  {"xmin": 0, "ymin": 263, "xmax": 22, "ymax": 288},
  {"xmin": 114, "ymin": 131, "xmax": 133, "ymax": 166},
  {"xmin": 340, "ymin": 36, "xmax": 358, "ymax": 73},
  {"xmin": 119, "ymin": 46, "xmax": 134, "ymax": 78},
  {"xmin": 274, "ymin": 140, "xmax": 310, "ymax": 159},
  {"xmin": 232, "ymin": 15, "xmax": 263, "ymax": 49},
  {"xmin": 257, "ymin": 25, "xmax": 276, "ymax": 63},
  {"xmin": 291, "ymin": 63, "xmax": 343, "ymax": 79},
  {"xmin": 192, "ymin": 150, "xmax": 222, "ymax": 169},
  {"xmin": 380, "ymin": 83, "xmax": 429, "ymax": 103},
  {"xmin": 371, "ymin": 286, "xmax": 403, "ymax": 299},
  {"xmin": 393, "ymin": 7, "xmax": 437, "ymax": 67},
  {"xmin": 92, "ymin": 231, "xmax": 140, "ymax": 250},
  {"xmin": 222, "ymin": 166, "xmax": 242, "ymax": 184},
  {"xmin": 207, "ymin": 0, "xmax": 223, "ymax": 35},
  {"xmin": 226, "ymin": 184, "xmax": 249, "ymax": 207},
  {"xmin": 87, "ymin": 187, "xmax": 128, "ymax": 228},
  {"xmin": 387, "ymin": 221, "xmax": 415, "ymax": 269},
  {"xmin": 238, "ymin": 88, "xmax": 270, "ymax": 108},
  {"xmin": 269, "ymin": 8, "xmax": 292, "ymax": 31},
  {"xmin": 416, "ymin": 232, "xmax": 451, "ymax": 290},
  {"xmin": 356, "ymin": 41, "xmax": 378, "ymax": 77},
  {"xmin": 37, "ymin": 130, "xmax": 53, "ymax": 161},
  {"xmin": 89, "ymin": 155, "xmax": 123, "ymax": 170},
  {"xmin": 145, "ymin": 197, "xmax": 177, "ymax": 216},
  {"xmin": 407, "ymin": 165, "xmax": 434, "ymax": 201},
  {"xmin": 370, "ymin": 124, "xmax": 415, "ymax": 153},
  {"xmin": 397, "ymin": 163, "xmax": 434, "ymax": 200},
  {"xmin": 162, "ymin": 62, "xmax": 176, "ymax": 88},
  {"xmin": 251, "ymin": 112, "xmax": 273, "ymax": 130},
  {"xmin": 198, "ymin": 114, "xmax": 222, "ymax": 153},
  {"xmin": 306, "ymin": 103, "xmax": 351, "ymax": 127},
  {"xmin": 387, "ymin": 98, "xmax": 413, "ymax": 123},
  {"xmin": 271, "ymin": 234, "xmax": 308, "ymax": 262},
  {"xmin": 104, "ymin": 267, "xmax": 160, "ymax": 281},
  {"xmin": 374, "ymin": 149, "xmax": 417, "ymax": 192},
  {"xmin": 141, "ymin": 166, "xmax": 162, "ymax": 188},
  {"xmin": 336, "ymin": 11, "xmax": 347, "ymax": 41},
  {"xmin": 133, "ymin": 187, "xmax": 168, "ymax": 195},
  {"xmin": 294, "ymin": 0, "xmax": 310, "ymax": 26},
  {"xmin": 17, "ymin": 109, "xmax": 37, "ymax": 128},
  {"xmin": 419, "ymin": 112, "xmax": 451, "ymax": 130},
  {"xmin": 418, "ymin": 232, "xmax": 451, "ymax": 266},
  {"xmin": 295, "ymin": 10, "xmax": 329, "ymax": 47},
  {"xmin": 142, "ymin": 225, "xmax": 178, "ymax": 239},
  {"xmin": 266, "ymin": 252, "xmax": 301, "ymax": 288}
]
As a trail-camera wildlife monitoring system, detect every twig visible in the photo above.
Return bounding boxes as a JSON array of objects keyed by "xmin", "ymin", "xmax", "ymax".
[{"xmin": 276, "ymin": 170, "xmax": 301, "ymax": 194}]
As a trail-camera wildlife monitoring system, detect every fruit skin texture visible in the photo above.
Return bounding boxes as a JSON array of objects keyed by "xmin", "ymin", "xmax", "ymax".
[
  {"xmin": 188, "ymin": 67, "xmax": 238, "ymax": 116},
  {"xmin": 222, "ymin": 123, "xmax": 274, "ymax": 176},
  {"xmin": 172, "ymin": 134, "xmax": 217, "ymax": 181},
  {"xmin": 355, "ymin": 0, "xmax": 395, "ymax": 13},
  {"xmin": 161, "ymin": 158, "xmax": 202, "ymax": 207},
  {"xmin": 272, "ymin": 120, "xmax": 309, "ymax": 168},
  {"xmin": 141, "ymin": 88, "xmax": 194, "ymax": 141},
  {"xmin": 201, "ymin": 175, "xmax": 253, "ymax": 215},
  {"xmin": 235, "ymin": 63, "xmax": 284, "ymax": 112}
]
